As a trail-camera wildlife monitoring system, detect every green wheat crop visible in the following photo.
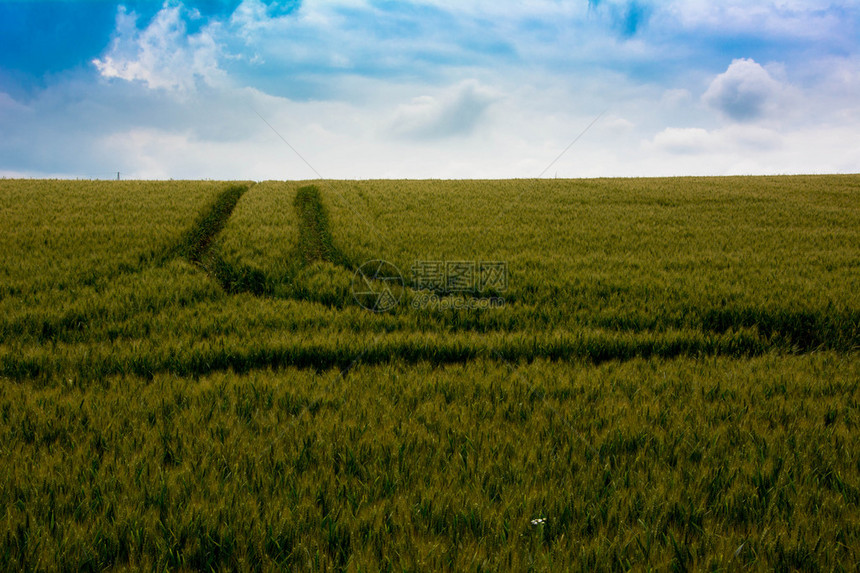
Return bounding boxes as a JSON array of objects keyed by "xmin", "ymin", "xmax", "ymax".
[{"xmin": 0, "ymin": 175, "xmax": 858, "ymax": 571}]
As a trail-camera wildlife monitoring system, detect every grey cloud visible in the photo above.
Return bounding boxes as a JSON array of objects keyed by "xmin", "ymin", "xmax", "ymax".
[
  {"xmin": 388, "ymin": 81, "xmax": 497, "ymax": 140},
  {"xmin": 702, "ymin": 58, "xmax": 783, "ymax": 121}
]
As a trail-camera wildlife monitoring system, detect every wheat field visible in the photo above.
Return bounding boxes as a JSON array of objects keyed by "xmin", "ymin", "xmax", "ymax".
[{"xmin": 1, "ymin": 176, "xmax": 858, "ymax": 571}]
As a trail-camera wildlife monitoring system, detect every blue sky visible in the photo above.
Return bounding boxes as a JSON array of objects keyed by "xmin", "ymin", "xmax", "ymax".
[{"xmin": 1, "ymin": 0, "xmax": 858, "ymax": 179}]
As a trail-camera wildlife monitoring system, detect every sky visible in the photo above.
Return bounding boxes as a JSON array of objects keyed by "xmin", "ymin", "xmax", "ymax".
[{"xmin": 0, "ymin": 0, "xmax": 858, "ymax": 179}]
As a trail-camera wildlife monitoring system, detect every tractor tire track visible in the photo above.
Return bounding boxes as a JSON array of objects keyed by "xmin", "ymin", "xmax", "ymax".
[
  {"xmin": 293, "ymin": 184, "xmax": 351, "ymax": 268},
  {"xmin": 199, "ymin": 184, "xmax": 355, "ymax": 301},
  {"xmin": 174, "ymin": 183, "xmax": 252, "ymax": 264}
]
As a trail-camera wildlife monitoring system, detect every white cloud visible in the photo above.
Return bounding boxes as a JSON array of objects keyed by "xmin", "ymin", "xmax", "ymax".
[
  {"xmin": 93, "ymin": 5, "xmax": 225, "ymax": 92},
  {"xmin": 650, "ymin": 124, "xmax": 783, "ymax": 155},
  {"xmin": 651, "ymin": 127, "xmax": 711, "ymax": 153},
  {"xmin": 702, "ymin": 58, "xmax": 785, "ymax": 121}
]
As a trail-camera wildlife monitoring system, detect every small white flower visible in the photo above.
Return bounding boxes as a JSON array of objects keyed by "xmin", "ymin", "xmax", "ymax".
[{"xmin": 530, "ymin": 518, "xmax": 546, "ymax": 526}]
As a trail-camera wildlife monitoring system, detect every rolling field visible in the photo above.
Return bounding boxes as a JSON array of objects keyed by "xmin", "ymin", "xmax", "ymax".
[{"xmin": 1, "ymin": 176, "xmax": 858, "ymax": 571}]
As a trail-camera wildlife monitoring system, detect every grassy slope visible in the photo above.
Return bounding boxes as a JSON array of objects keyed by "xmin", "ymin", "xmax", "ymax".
[{"xmin": 0, "ymin": 176, "xmax": 858, "ymax": 570}]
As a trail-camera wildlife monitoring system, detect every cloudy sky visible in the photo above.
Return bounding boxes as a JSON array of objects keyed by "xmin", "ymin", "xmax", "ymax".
[{"xmin": 1, "ymin": 0, "xmax": 858, "ymax": 179}]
